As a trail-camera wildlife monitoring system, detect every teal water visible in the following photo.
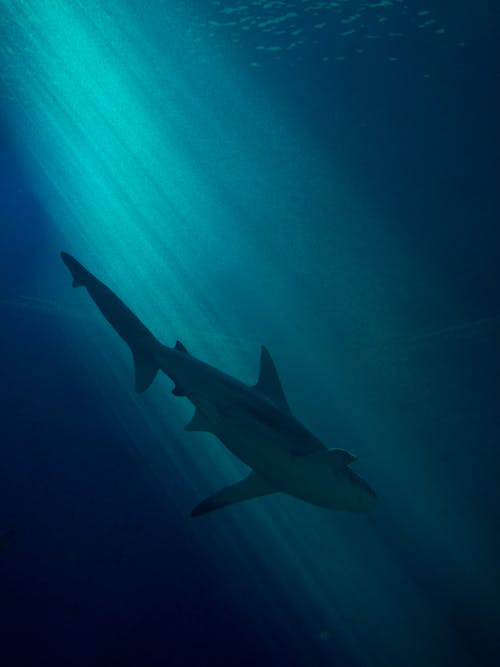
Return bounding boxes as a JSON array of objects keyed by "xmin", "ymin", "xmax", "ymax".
[{"xmin": 1, "ymin": 2, "xmax": 499, "ymax": 665}]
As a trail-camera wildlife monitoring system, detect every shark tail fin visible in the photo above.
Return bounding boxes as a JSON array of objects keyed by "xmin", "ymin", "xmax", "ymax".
[
  {"xmin": 61, "ymin": 251, "xmax": 92, "ymax": 288},
  {"xmin": 132, "ymin": 347, "xmax": 159, "ymax": 392},
  {"xmin": 61, "ymin": 251, "xmax": 160, "ymax": 393}
]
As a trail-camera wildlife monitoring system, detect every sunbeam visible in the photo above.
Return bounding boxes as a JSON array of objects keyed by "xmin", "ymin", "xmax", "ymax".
[{"xmin": 1, "ymin": 2, "xmax": 498, "ymax": 667}]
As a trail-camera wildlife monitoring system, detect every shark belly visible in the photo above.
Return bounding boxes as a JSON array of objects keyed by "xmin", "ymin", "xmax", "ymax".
[
  {"xmin": 154, "ymin": 351, "xmax": 376, "ymax": 512},
  {"xmin": 187, "ymin": 397, "xmax": 377, "ymax": 513}
]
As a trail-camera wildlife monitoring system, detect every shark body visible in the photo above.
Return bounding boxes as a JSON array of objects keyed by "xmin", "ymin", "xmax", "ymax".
[{"xmin": 61, "ymin": 252, "xmax": 377, "ymax": 517}]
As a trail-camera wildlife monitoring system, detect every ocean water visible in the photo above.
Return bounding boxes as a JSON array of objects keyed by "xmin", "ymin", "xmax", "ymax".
[{"xmin": 1, "ymin": 2, "xmax": 499, "ymax": 666}]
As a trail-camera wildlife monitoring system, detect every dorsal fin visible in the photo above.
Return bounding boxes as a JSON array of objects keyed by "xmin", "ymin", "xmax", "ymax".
[
  {"xmin": 254, "ymin": 346, "xmax": 291, "ymax": 414},
  {"xmin": 174, "ymin": 340, "xmax": 188, "ymax": 354}
]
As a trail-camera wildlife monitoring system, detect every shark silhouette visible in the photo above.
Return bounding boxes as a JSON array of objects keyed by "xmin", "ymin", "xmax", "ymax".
[{"xmin": 61, "ymin": 252, "xmax": 377, "ymax": 517}]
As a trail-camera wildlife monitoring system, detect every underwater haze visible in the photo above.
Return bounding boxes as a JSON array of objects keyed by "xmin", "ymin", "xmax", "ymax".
[{"xmin": 1, "ymin": 1, "xmax": 499, "ymax": 666}]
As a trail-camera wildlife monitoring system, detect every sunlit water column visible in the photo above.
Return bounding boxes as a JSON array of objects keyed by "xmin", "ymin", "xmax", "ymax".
[{"xmin": 0, "ymin": 2, "xmax": 487, "ymax": 665}]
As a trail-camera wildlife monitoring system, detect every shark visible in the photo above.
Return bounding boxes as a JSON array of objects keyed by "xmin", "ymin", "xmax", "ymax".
[{"xmin": 60, "ymin": 252, "xmax": 377, "ymax": 517}]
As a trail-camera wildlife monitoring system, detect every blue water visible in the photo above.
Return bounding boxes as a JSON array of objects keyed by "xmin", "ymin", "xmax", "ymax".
[{"xmin": 1, "ymin": 2, "xmax": 499, "ymax": 666}]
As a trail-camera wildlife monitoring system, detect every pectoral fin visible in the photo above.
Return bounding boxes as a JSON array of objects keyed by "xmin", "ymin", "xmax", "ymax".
[{"xmin": 190, "ymin": 472, "xmax": 276, "ymax": 517}]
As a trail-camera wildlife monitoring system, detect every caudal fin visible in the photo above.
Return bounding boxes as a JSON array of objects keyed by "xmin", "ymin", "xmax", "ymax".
[
  {"xmin": 61, "ymin": 251, "xmax": 92, "ymax": 288},
  {"xmin": 61, "ymin": 251, "xmax": 159, "ymax": 392},
  {"xmin": 132, "ymin": 347, "xmax": 159, "ymax": 392}
]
